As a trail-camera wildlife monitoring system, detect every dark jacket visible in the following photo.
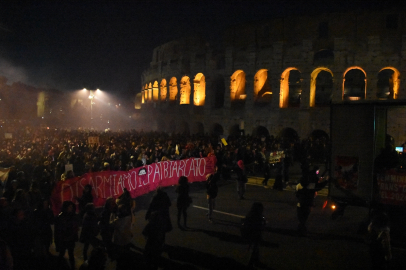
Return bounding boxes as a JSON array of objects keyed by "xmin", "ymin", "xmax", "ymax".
[{"xmin": 206, "ymin": 173, "xmax": 219, "ymax": 198}]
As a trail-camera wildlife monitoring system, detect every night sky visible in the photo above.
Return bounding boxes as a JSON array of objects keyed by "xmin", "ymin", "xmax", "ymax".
[{"xmin": 0, "ymin": 0, "xmax": 396, "ymax": 103}]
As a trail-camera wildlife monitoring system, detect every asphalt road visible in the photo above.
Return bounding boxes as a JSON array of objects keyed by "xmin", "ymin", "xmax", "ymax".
[{"xmin": 52, "ymin": 175, "xmax": 406, "ymax": 270}]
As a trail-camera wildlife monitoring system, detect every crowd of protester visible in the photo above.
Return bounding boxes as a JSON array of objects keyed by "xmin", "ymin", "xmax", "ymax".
[{"xmin": 0, "ymin": 124, "xmax": 329, "ymax": 269}]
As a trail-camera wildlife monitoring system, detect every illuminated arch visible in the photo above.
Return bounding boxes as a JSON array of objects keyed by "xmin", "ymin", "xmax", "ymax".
[
  {"xmin": 230, "ymin": 70, "xmax": 246, "ymax": 101},
  {"xmin": 148, "ymin": 83, "xmax": 152, "ymax": 101},
  {"xmin": 144, "ymin": 84, "xmax": 148, "ymax": 102},
  {"xmin": 160, "ymin": 79, "xmax": 167, "ymax": 101},
  {"xmin": 310, "ymin": 67, "xmax": 333, "ymax": 107},
  {"xmin": 152, "ymin": 81, "xmax": 159, "ymax": 101},
  {"xmin": 378, "ymin": 67, "xmax": 400, "ymax": 99},
  {"xmin": 141, "ymin": 88, "xmax": 145, "ymax": 104},
  {"xmin": 280, "ymin": 68, "xmax": 300, "ymax": 108},
  {"xmin": 193, "ymin": 73, "xmax": 206, "ymax": 106},
  {"xmin": 254, "ymin": 69, "xmax": 272, "ymax": 103},
  {"xmin": 342, "ymin": 66, "xmax": 367, "ymax": 100},
  {"xmin": 169, "ymin": 77, "xmax": 178, "ymax": 101},
  {"xmin": 180, "ymin": 76, "xmax": 191, "ymax": 104}
]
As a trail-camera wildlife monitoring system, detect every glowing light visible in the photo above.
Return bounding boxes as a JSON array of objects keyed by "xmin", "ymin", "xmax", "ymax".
[{"xmin": 331, "ymin": 205, "xmax": 336, "ymax": 209}]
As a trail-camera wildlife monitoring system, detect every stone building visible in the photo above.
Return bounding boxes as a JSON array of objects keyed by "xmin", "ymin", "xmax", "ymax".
[{"xmin": 138, "ymin": 7, "xmax": 406, "ymax": 145}]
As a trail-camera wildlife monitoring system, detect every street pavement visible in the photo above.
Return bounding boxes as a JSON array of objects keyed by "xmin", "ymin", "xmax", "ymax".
[{"xmin": 52, "ymin": 174, "xmax": 406, "ymax": 270}]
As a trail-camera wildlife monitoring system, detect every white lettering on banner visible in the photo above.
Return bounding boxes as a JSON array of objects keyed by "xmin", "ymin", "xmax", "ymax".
[
  {"xmin": 172, "ymin": 162, "xmax": 178, "ymax": 178},
  {"xmin": 158, "ymin": 162, "xmax": 163, "ymax": 181},
  {"xmin": 144, "ymin": 165, "xmax": 152, "ymax": 186},
  {"xmin": 163, "ymin": 161, "xmax": 169, "ymax": 178},
  {"xmin": 188, "ymin": 159, "xmax": 195, "ymax": 177},
  {"xmin": 153, "ymin": 164, "xmax": 160, "ymax": 182},
  {"xmin": 95, "ymin": 176, "xmax": 103, "ymax": 197},
  {"xmin": 112, "ymin": 175, "xmax": 118, "ymax": 196},
  {"xmin": 116, "ymin": 175, "xmax": 124, "ymax": 194},
  {"xmin": 128, "ymin": 171, "xmax": 137, "ymax": 191},
  {"xmin": 178, "ymin": 160, "xmax": 186, "ymax": 176},
  {"xmin": 90, "ymin": 178, "xmax": 96, "ymax": 195},
  {"xmin": 200, "ymin": 158, "xmax": 206, "ymax": 176}
]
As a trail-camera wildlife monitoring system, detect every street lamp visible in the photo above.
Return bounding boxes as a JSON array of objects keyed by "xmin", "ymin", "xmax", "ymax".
[{"xmin": 83, "ymin": 88, "xmax": 100, "ymax": 129}]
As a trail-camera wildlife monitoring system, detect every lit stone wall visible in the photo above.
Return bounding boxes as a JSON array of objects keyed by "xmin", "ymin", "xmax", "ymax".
[{"xmin": 139, "ymin": 8, "xmax": 406, "ymax": 144}]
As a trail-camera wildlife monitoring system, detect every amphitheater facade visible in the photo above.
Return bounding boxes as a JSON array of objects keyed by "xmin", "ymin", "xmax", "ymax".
[{"xmin": 137, "ymin": 7, "xmax": 406, "ymax": 145}]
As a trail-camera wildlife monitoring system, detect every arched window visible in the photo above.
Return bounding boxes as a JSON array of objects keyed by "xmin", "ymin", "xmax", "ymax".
[
  {"xmin": 169, "ymin": 77, "xmax": 178, "ymax": 102},
  {"xmin": 254, "ymin": 69, "xmax": 272, "ymax": 103},
  {"xmin": 343, "ymin": 67, "xmax": 367, "ymax": 101},
  {"xmin": 193, "ymin": 73, "xmax": 205, "ymax": 106},
  {"xmin": 310, "ymin": 68, "xmax": 333, "ymax": 107},
  {"xmin": 230, "ymin": 70, "xmax": 246, "ymax": 101},
  {"xmin": 280, "ymin": 68, "xmax": 301, "ymax": 108},
  {"xmin": 180, "ymin": 76, "xmax": 191, "ymax": 105},
  {"xmin": 160, "ymin": 79, "xmax": 167, "ymax": 101}
]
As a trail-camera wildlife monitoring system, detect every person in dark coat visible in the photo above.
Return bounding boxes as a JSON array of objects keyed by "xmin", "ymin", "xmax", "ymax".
[
  {"xmin": 80, "ymin": 203, "xmax": 101, "ymax": 261},
  {"xmin": 175, "ymin": 176, "xmax": 191, "ymax": 229},
  {"xmin": 145, "ymin": 187, "xmax": 172, "ymax": 234},
  {"xmin": 235, "ymin": 160, "xmax": 247, "ymax": 200},
  {"xmin": 142, "ymin": 210, "xmax": 167, "ymax": 270},
  {"xmin": 77, "ymin": 184, "xmax": 93, "ymax": 220},
  {"xmin": 32, "ymin": 198, "xmax": 54, "ymax": 256},
  {"xmin": 5, "ymin": 208, "xmax": 35, "ymax": 270},
  {"xmin": 296, "ymin": 166, "xmax": 328, "ymax": 236},
  {"xmin": 55, "ymin": 200, "xmax": 79, "ymax": 270},
  {"xmin": 206, "ymin": 166, "xmax": 219, "ymax": 222},
  {"xmin": 241, "ymin": 202, "xmax": 266, "ymax": 268},
  {"xmin": 98, "ymin": 197, "xmax": 117, "ymax": 258}
]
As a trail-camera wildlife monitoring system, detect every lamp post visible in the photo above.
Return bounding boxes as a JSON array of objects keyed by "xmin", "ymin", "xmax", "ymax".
[{"xmin": 83, "ymin": 88, "xmax": 99, "ymax": 129}]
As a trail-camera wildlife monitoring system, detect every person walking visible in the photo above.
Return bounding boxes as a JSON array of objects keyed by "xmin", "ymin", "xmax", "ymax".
[
  {"xmin": 55, "ymin": 200, "xmax": 79, "ymax": 270},
  {"xmin": 235, "ymin": 160, "xmax": 248, "ymax": 200},
  {"xmin": 241, "ymin": 202, "xmax": 266, "ymax": 269},
  {"xmin": 206, "ymin": 166, "xmax": 219, "ymax": 222},
  {"xmin": 295, "ymin": 166, "xmax": 328, "ymax": 236},
  {"xmin": 175, "ymin": 176, "xmax": 191, "ymax": 229}
]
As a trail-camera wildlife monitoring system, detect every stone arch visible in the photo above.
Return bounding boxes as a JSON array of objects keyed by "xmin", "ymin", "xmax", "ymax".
[
  {"xmin": 212, "ymin": 75, "xmax": 225, "ymax": 109},
  {"xmin": 193, "ymin": 73, "xmax": 205, "ymax": 106},
  {"xmin": 179, "ymin": 121, "xmax": 190, "ymax": 135},
  {"xmin": 229, "ymin": 124, "xmax": 241, "ymax": 137},
  {"xmin": 253, "ymin": 126, "xmax": 270, "ymax": 137},
  {"xmin": 211, "ymin": 123, "xmax": 224, "ymax": 137},
  {"xmin": 307, "ymin": 129, "xmax": 330, "ymax": 163},
  {"xmin": 144, "ymin": 84, "xmax": 148, "ymax": 102},
  {"xmin": 160, "ymin": 79, "xmax": 167, "ymax": 101},
  {"xmin": 152, "ymin": 81, "xmax": 159, "ymax": 101},
  {"xmin": 310, "ymin": 67, "xmax": 333, "ymax": 107},
  {"xmin": 278, "ymin": 127, "xmax": 299, "ymax": 146},
  {"xmin": 193, "ymin": 122, "xmax": 204, "ymax": 135},
  {"xmin": 343, "ymin": 67, "xmax": 367, "ymax": 100},
  {"xmin": 169, "ymin": 77, "xmax": 178, "ymax": 102},
  {"xmin": 230, "ymin": 70, "xmax": 246, "ymax": 101},
  {"xmin": 377, "ymin": 67, "xmax": 400, "ymax": 100},
  {"xmin": 280, "ymin": 68, "xmax": 301, "ymax": 108},
  {"xmin": 254, "ymin": 69, "xmax": 272, "ymax": 103},
  {"xmin": 180, "ymin": 76, "xmax": 191, "ymax": 105},
  {"xmin": 148, "ymin": 82, "xmax": 153, "ymax": 101}
]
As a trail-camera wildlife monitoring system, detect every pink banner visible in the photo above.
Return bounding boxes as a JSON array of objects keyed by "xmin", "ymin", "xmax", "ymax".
[
  {"xmin": 377, "ymin": 170, "xmax": 406, "ymax": 206},
  {"xmin": 51, "ymin": 156, "xmax": 217, "ymax": 215}
]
